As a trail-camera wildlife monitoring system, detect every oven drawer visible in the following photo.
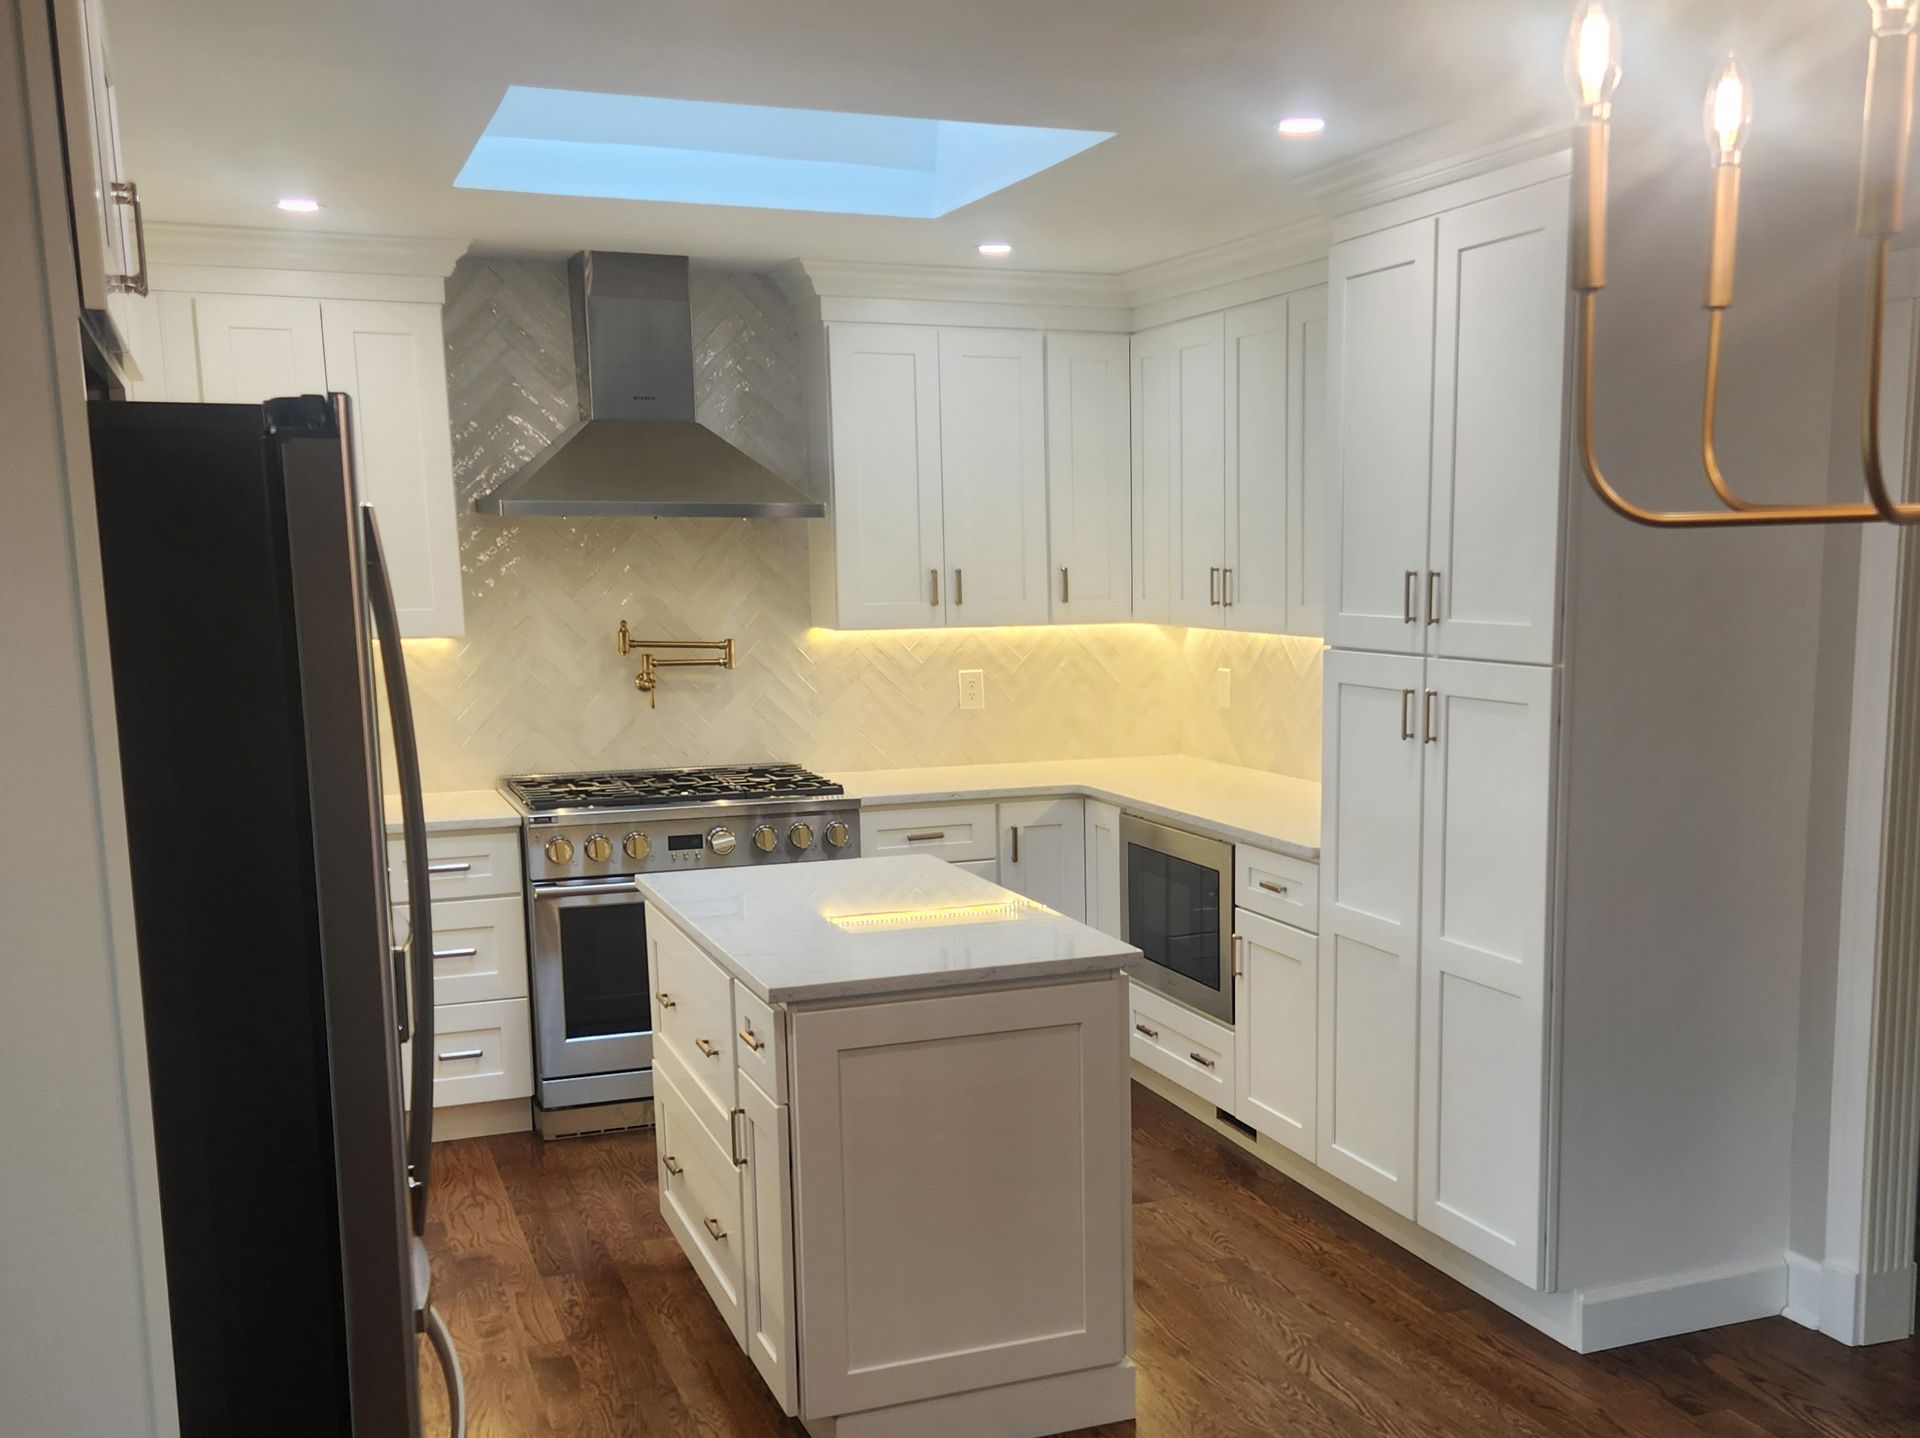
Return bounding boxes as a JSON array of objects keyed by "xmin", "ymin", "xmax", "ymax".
[
  {"xmin": 652, "ymin": 914, "xmax": 738, "ymax": 1122},
  {"xmin": 733, "ymin": 982, "xmax": 785, "ymax": 1104},
  {"xmin": 656, "ymin": 1052, "xmax": 746, "ymax": 1342},
  {"xmin": 1235, "ymin": 843, "xmax": 1319, "ymax": 933},
  {"xmin": 394, "ymin": 893, "xmax": 528, "ymax": 1005},
  {"xmin": 388, "ymin": 827, "xmax": 522, "ymax": 902},
  {"xmin": 408, "ymin": 997, "xmax": 534, "ymax": 1108},
  {"xmin": 1128, "ymin": 982, "xmax": 1234, "ymax": 1105},
  {"xmin": 859, "ymin": 803, "xmax": 999, "ymax": 863}
]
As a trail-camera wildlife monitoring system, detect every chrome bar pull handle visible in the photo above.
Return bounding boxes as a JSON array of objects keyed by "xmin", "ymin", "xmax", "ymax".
[
  {"xmin": 730, "ymin": 1107, "xmax": 748, "ymax": 1168},
  {"xmin": 1427, "ymin": 570, "xmax": 1442, "ymax": 625},
  {"xmin": 1257, "ymin": 879, "xmax": 1290, "ymax": 897},
  {"xmin": 1189, "ymin": 1051, "xmax": 1217, "ymax": 1070},
  {"xmin": 1424, "ymin": 689, "xmax": 1440, "ymax": 744},
  {"xmin": 905, "ymin": 830, "xmax": 946, "ymax": 843},
  {"xmin": 1401, "ymin": 688, "xmax": 1416, "ymax": 740},
  {"xmin": 433, "ymin": 946, "xmax": 479, "ymax": 960},
  {"xmin": 1404, "ymin": 570, "xmax": 1419, "ymax": 623},
  {"xmin": 930, "ymin": 567, "xmax": 940, "ymax": 606},
  {"xmin": 1061, "ymin": 566, "xmax": 1070, "ymax": 603},
  {"xmin": 107, "ymin": 181, "xmax": 149, "ymax": 296},
  {"xmin": 1010, "ymin": 825, "xmax": 1020, "ymax": 865},
  {"xmin": 1223, "ymin": 567, "xmax": 1234, "ymax": 606},
  {"xmin": 954, "ymin": 567, "xmax": 964, "ymax": 606},
  {"xmin": 1209, "ymin": 566, "xmax": 1221, "ymax": 605},
  {"xmin": 436, "ymin": 1049, "xmax": 483, "ymax": 1063},
  {"xmin": 427, "ymin": 861, "xmax": 471, "ymax": 875}
]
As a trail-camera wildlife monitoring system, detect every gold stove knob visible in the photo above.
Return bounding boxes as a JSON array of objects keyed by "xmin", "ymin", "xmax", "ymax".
[
  {"xmin": 752, "ymin": 824, "xmax": 778, "ymax": 853},
  {"xmin": 623, "ymin": 831, "xmax": 652, "ymax": 862},
  {"xmin": 545, "ymin": 835, "xmax": 575, "ymax": 865},
  {"xmin": 788, "ymin": 821, "xmax": 815, "ymax": 851},
  {"xmin": 824, "ymin": 819, "xmax": 851, "ymax": 850},
  {"xmin": 583, "ymin": 834, "xmax": 612, "ymax": 863}
]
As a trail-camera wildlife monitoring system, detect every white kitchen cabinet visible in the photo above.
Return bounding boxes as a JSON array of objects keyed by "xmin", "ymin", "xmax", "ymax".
[
  {"xmin": 938, "ymin": 328, "xmax": 1049, "ymax": 625},
  {"xmin": 1417, "ymin": 658, "xmax": 1554, "ymax": 1286},
  {"xmin": 392, "ymin": 894, "xmax": 527, "ymax": 1007},
  {"xmin": 1046, "ymin": 332, "xmax": 1133, "ymax": 622},
  {"xmin": 1317, "ymin": 648, "xmax": 1424, "ymax": 1216},
  {"xmin": 1284, "ymin": 286, "xmax": 1329, "ymax": 637},
  {"xmin": 1326, "ymin": 177, "xmax": 1569, "ymax": 662},
  {"xmin": 998, "ymin": 797, "xmax": 1087, "ymax": 922},
  {"xmin": 1325, "ymin": 219, "xmax": 1437, "ymax": 655},
  {"xmin": 321, "ymin": 300, "xmax": 466, "ymax": 637},
  {"xmin": 859, "ymin": 802, "xmax": 998, "ymax": 862},
  {"xmin": 738, "ymin": 1070, "xmax": 798, "ymax": 1415},
  {"xmin": 655, "ymin": 1048, "xmax": 747, "ymax": 1341},
  {"xmin": 821, "ymin": 323, "xmax": 947, "ymax": 628},
  {"xmin": 1222, "ymin": 297, "xmax": 1290, "ymax": 633},
  {"xmin": 1131, "ymin": 313, "xmax": 1226, "ymax": 626},
  {"xmin": 1428, "ymin": 182, "xmax": 1569, "ymax": 665},
  {"xmin": 1083, "ymin": 799, "xmax": 1123, "ymax": 939},
  {"xmin": 1234, "ymin": 908, "xmax": 1317, "ymax": 1160},
  {"xmin": 1129, "ymin": 980, "xmax": 1234, "ymax": 1105},
  {"xmin": 192, "ymin": 293, "xmax": 329, "ymax": 403},
  {"xmin": 951, "ymin": 857, "xmax": 1000, "ymax": 882}
]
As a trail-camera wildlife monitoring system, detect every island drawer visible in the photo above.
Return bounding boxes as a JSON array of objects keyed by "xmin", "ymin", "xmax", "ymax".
[
  {"xmin": 655, "ymin": 1055, "xmax": 746, "ymax": 1340},
  {"xmin": 1235, "ymin": 843, "xmax": 1319, "ymax": 934},
  {"xmin": 1128, "ymin": 982, "xmax": 1234, "ymax": 1106},
  {"xmin": 859, "ymin": 803, "xmax": 999, "ymax": 863},
  {"xmin": 653, "ymin": 917, "xmax": 738, "ymax": 1121},
  {"xmin": 733, "ymin": 982, "xmax": 785, "ymax": 1104}
]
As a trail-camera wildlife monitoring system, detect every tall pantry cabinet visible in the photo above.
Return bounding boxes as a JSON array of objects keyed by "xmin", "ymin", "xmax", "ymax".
[{"xmin": 1321, "ymin": 156, "xmax": 1568, "ymax": 1287}]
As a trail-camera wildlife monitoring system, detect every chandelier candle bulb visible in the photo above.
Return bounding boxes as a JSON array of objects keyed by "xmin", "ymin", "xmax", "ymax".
[
  {"xmin": 1564, "ymin": 1, "xmax": 1620, "ymax": 291},
  {"xmin": 1702, "ymin": 59, "xmax": 1750, "ymax": 311},
  {"xmin": 1859, "ymin": 1, "xmax": 1919, "ymax": 237}
]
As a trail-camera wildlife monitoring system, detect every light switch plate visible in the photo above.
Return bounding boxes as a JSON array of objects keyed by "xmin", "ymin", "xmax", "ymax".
[
  {"xmin": 1214, "ymin": 667, "xmax": 1231, "ymax": 709},
  {"xmin": 959, "ymin": 668, "xmax": 986, "ymax": 710}
]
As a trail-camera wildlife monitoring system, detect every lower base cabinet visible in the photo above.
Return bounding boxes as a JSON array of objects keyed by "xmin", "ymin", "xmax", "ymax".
[
  {"xmin": 1233, "ymin": 908, "xmax": 1317, "ymax": 1160},
  {"xmin": 738, "ymin": 1065, "xmax": 798, "ymax": 1412}
]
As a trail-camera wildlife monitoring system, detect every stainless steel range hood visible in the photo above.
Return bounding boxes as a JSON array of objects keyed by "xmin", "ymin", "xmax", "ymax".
[{"xmin": 473, "ymin": 252, "xmax": 824, "ymax": 519}]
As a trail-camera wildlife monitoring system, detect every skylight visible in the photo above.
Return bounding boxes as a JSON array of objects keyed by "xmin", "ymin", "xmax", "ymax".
[{"xmin": 454, "ymin": 87, "xmax": 1114, "ymax": 218}]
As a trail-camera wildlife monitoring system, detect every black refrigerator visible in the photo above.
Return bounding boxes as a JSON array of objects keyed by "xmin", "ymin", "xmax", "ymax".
[{"xmin": 88, "ymin": 396, "xmax": 463, "ymax": 1436}]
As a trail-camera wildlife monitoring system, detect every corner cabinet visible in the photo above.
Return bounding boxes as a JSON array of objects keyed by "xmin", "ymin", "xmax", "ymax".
[
  {"xmin": 128, "ymin": 285, "xmax": 465, "ymax": 638},
  {"xmin": 1325, "ymin": 175, "xmax": 1569, "ymax": 662}
]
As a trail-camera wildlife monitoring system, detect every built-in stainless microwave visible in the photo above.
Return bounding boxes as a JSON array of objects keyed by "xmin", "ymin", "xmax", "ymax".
[{"xmin": 1119, "ymin": 813, "xmax": 1234, "ymax": 1024}]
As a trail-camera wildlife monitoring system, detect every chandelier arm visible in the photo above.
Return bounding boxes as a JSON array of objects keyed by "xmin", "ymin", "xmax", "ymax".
[
  {"xmin": 1858, "ymin": 239, "xmax": 1920, "ymax": 523},
  {"xmin": 1700, "ymin": 310, "xmax": 1803, "ymax": 511},
  {"xmin": 1575, "ymin": 293, "xmax": 1883, "ymax": 528}
]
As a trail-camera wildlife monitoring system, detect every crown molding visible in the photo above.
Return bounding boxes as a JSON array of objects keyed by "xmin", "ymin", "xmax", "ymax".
[
  {"xmin": 144, "ymin": 222, "xmax": 470, "ymax": 277},
  {"xmin": 1118, "ymin": 215, "xmax": 1329, "ymax": 309},
  {"xmin": 1299, "ymin": 104, "xmax": 1566, "ymax": 218},
  {"xmin": 776, "ymin": 258, "xmax": 1127, "ymax": 309}
]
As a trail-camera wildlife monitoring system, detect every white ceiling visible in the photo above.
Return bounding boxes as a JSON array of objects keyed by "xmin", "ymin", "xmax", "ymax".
[{"xmin": 105, "ymin": 0, "xmax": 1866, "ymax": 274}]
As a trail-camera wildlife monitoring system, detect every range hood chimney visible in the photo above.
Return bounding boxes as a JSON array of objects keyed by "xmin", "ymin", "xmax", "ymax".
[{"xmin": 473, "ymin": 252, "xmax": 824, "ymax": 519}]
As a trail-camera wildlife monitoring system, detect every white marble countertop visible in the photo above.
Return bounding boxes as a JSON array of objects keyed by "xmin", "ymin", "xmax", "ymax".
[
  {"xmin": 383, "ymin": 788, "xmax": 521, "ymax": 834},
  {"xmin": 827, "ymin": 755, "xmax": 1321, "ymax": 860},
  {"xmin": 635, "ymin": 855, "xmax": 1138, "ymax": 1004}
]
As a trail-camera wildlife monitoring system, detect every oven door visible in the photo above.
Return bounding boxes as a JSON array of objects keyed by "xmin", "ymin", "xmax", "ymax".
[
  {"xmin": 530, "ymin": 878, "xmax": 654, "ymax": 1102},
  {"xmin": 1119, "ymin": 813, "xmax": 1235, "ymax": 1025}
]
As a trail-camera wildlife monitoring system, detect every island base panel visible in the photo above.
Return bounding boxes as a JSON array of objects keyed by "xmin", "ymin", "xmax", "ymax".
[{"xmin": 800, "ymin": 1360, "xmax": 1136, "ymax": 1438}]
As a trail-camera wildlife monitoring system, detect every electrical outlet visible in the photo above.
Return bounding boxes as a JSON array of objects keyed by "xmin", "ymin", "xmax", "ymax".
[
  {"xmin": 1214, "ymin": 667, "xmax": 1232, "ymax": 709},
  {"xmin": 958, "ymin": 668, "xmax": 986, "ymax": 710}
]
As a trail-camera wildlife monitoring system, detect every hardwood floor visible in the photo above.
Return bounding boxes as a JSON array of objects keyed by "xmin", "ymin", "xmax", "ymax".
[{"xmin": 419, "ymin": 1084, "xmax": 1920, "ymax": 1437}]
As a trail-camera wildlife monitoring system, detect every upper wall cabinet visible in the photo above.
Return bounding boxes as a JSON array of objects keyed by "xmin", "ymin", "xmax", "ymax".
[
  {"xmin": 1134, "ymin": 292, "xmax": 1326, "ymax": 638},
  {"xmin": 1046, "ymin": 334, "xmax": 1133, "ymax": 623},
  {"xmin": 129, "ymin": 287, "xmax": 465, "ymax": 638},
  {"xmin": 1325, "ymin": 177, "xmax": 1570, "ymax": 662},
  {"xmin": 813, "ymin": 324, "xmax": 1115, "ymax": 630}
]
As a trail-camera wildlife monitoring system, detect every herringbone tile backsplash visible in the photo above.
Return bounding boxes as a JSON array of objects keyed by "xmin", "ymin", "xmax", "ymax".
[{"xmin": 400, "ymin": 256, "xmax": 1321, "ymax": 791}]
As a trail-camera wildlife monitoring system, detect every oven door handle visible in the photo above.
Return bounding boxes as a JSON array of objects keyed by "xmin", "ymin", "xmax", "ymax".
[{"xmin": 533, "ymin": 880, "xmax": 642, "ymax": 900}]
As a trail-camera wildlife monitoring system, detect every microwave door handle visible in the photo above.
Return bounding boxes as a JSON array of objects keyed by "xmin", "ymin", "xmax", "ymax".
[{"xmin": 361, "ymin": 491, "xmax": 436, "ymax": 1233}]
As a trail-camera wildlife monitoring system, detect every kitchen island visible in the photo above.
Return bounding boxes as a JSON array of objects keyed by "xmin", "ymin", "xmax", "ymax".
[{"xmin": 635, "ymin": 855, "xmax": 1137, "ymax": 1438}]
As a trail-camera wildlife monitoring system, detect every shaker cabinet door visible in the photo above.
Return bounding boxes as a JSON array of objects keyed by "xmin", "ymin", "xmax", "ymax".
[
  {"xmin": 939, "ymin": 328, "xmax": 1049, "ymax": 625},
  {"xmin": 1223, "ymin": 297, "xmax": 1290, "ymax": 634},
  {"xmin": 190, "ymin": 294, "xmax": 328, "ymax": 403},
  {"xmin": 998, "ymin": 797, "xmax": 1087, "ymax": 922},
  {"xmin": 1045, "ymin": 332, "xmax": 1133, "ymax": 622}
]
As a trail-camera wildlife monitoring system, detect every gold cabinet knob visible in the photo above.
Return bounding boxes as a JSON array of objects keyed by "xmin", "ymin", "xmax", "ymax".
[
  {"xmin": 752, "ymin": 824, "xmax": 778, "ymax": 853},
  {"xmin": 545, "ymin": 836, "xmax": 575, "ymax": 865},
  {"xmin": 583, "ymin": 834, "xmax": 612, "ymax": 863},
  {"xmin": 708, "ymin": 826, "xmax": 737, "ymax": 857},
  {"xmin": 824, "ymin": 819, "xmax": 850, "ymax": 850},
  {"xmin": 623, "ymin": 831, "xmax": 652, "ymax": 862},
  {"xmin": 788, "ymin": 822, "xmax": 814, "ymax": 851}
]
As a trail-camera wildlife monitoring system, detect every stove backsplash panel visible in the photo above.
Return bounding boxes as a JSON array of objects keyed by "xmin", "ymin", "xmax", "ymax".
[{"xmin": 401, "ymin": 255, "xmax": 1320, "ymax": 791}]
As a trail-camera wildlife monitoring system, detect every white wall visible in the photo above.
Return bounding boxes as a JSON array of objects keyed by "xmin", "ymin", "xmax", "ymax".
[
  {"xmin": 1552, "ymin": 101, "xmax": 1856, "ymax": 1289},
  {"xmin": 0, "ymin": 0, "xmax": 173, "ymax": 1430}
]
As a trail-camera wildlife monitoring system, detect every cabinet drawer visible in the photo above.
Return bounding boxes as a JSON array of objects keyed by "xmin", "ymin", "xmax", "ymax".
[
  {"xmin": 656, "ymin": 1055, "xmax": 746, "ymax": 1340},
  {"xmin": 652, "ymin": 915, "xmax": 737, "ymax": 1123},
  {"xmin": 1128, "ymin": 982, "xmax": 1234, "ymax": 1105},
  {"xmin": 1235, "ymin": 843, "xmax": 1319, "ymax": 933},
  {"xmin": 951, "ymin": 857, "xmax": 999, "ymax": 882},
  {"xmin": 388, "ymin": 827, "xmax": 522, "ymax": 902},
  {"xmin": 394, "ymin": 894, "xmax": 527, "ymax": 1005},
  {"xmin": 733, "ymin": 982, "xmax": 785, "ymax": 1105},
  {"xmin": 859, "ymin": 803, "xmax": 998, "ymax": 863},
  {"xmin": 421, "ymin": 998, "xmax": 532, "ymax": 1108}
]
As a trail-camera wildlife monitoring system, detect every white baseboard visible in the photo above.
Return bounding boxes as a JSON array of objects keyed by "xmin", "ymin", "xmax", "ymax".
[
  {"xmin": 1815, "ymin": 1259, "xmax": 1918, "ymax": 1345},
  {"xmin": 1572, "ymin": 1258, "xmax": 1786, "ymax": 1353},
  {"xmin": 1782, "ymin": 1250, "xmax": 1823, "ymax": 1330}
]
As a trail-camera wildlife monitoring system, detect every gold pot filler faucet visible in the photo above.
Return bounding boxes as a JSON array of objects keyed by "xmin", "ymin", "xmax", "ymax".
[{"xmin": 617, "ymin": 620, "xmax": 735, "ymax": 709}]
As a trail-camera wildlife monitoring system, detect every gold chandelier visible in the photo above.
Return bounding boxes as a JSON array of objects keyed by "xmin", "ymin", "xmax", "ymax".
[{"xmin": 1568, "ymin": 0, "xmax": 1920, "ymax": 527}]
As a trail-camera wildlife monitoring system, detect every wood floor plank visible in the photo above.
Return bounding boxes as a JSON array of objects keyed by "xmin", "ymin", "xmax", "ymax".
[{"xmin": 417, "ymin": 1083, "xmax": 1920, "ymax": 1437}]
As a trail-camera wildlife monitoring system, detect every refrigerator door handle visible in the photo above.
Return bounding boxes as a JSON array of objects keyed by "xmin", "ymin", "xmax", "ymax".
[
  {"xmin": 361, "ymin": 497, "xmax": 436, "ymax": 1236},
  {"xmin": 423, "ymin": 1304, "xmax": 467, "ymax": 1438}
]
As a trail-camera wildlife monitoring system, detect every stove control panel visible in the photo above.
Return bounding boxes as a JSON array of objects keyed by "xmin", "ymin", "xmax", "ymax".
[{"xmin": 522, "ymin": 803, "xmax": 861, "ymax": 883}]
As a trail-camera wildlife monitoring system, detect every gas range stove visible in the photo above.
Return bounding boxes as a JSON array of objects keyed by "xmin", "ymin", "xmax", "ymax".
[{"xmin": 503, "ymin": 762, "xmax": 860, "ymax": 883}]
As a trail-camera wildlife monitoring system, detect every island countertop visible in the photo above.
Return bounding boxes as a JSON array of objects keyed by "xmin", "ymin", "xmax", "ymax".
[{"xmin": 634, "ymin": 854, "xmax": 1139, "ymax": 1004}]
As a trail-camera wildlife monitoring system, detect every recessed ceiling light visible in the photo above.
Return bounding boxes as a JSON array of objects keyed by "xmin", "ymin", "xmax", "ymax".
[
  {"xmin": 977, "ymin": 242, "xmax": 1013, "ymax": 258},
  {"xmin": 276, "ymin": 196, "xmax": 322, "ymax": 213},
  {"xmin": 1276, "ymin": 117, "xmax": 1326, "ymax": 137}
]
